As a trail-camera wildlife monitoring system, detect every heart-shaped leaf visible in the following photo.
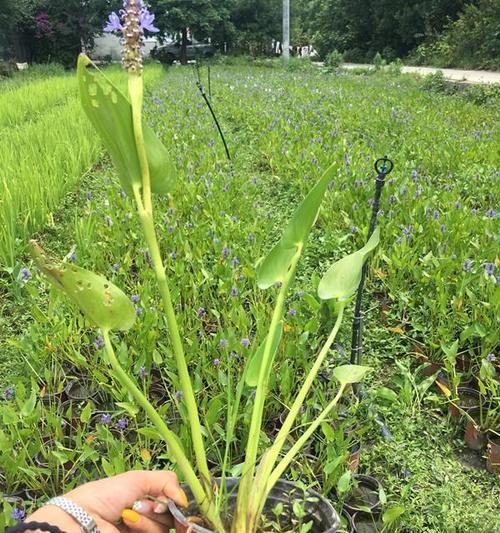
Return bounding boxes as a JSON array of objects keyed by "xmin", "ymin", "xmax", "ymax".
[
  {"xmin": 77, "ymin": 54, "xmax": 176, "ymax": 196},
  {"xmin": 318, "ymin": 227, "xmax": 380, "ymax": 301},
  {"xmin": 30, "ymin": 241, "xmax": 135, "ymax": 331},
  {"xmin": 256, "ymin": 163, "xmax": 337, "ymax": 289},
  {"xmin": 245, "ymin": 321, "xmax": 283, "ymax": 387},
  {"xmin": 332, "ymin": 365, "xmax": 370, "ymax": 385}
]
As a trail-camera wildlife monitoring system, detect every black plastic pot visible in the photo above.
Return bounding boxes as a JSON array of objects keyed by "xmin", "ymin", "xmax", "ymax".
[
  {"xmin": 351, "ymin": 512, "xmax": 383, "ymax": 533},
  {"xmin": 339, "ymin": 508, "xmax": 355, "ymax": 533},
  {"xmin": 342, "ymin": 475, "xmax": 381, "ymax": 515},
  {"xmin": 448, "ymin": 387, "xmax": 484, "ymax": 418},
  {"xmin": 168, "ymin": 477, "xmax": 341, "ymax": 532},
  {"xmin": 64, "ymin": 379, "xmax": 98, "ymax": 401}
]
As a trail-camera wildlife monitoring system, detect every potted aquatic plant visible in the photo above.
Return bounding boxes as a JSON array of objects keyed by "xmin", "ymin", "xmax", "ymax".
[{"xmin": 30, "ymin": 2, "xmax": 382, "ymax": 530}]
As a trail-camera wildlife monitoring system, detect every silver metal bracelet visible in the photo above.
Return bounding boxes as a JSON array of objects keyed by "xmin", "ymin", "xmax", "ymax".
[{"xmin": 45, "ymin": 497, "xmax": 99, "ymax": 533}]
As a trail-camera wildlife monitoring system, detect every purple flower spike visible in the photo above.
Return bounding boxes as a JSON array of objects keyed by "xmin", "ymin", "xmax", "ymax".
[
  {"xmin": 240, "ymin": 338, "xmax": 250, "ymax": 348},
  {"xmin": 104, "ymin": 11, "xmax": 123, "ymax": 32},
  {"xmin": 131, "ymin": 294, "xmax": 140, "ymax": 304},
  {"xmin": 115, "ymin": 417, "xmax": 129, "ymax": 431},
  {"xmin": 3, "ymin": 387, "xmax": 15, "ymax": 400},
  {"xmin": 20, "ymin": 267, "xmax": 31, "ymax": 281},
  {"xmin": 484, "ymin": 263, "xmax": 495, "ymax": 276},
  {"xmin": 219, "ymin": 339, "xmax": 228, "ymax": 349},
  {"xmin": 140, "ymin": 8, "xmax": 159, "ymax": 32},
  {"xmin": 213, "ymin": 358, "xmax": 221, "ymax": 366},
  {"xmin": 94, "ymin": 336, "xmax": 105, "ymax": 350}
]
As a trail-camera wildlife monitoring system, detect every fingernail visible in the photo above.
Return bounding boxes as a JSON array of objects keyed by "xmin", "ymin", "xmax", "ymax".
[
  {"xmin": 132, "ymin": 500, "xmax": 144, "ymax": 512},
  {"xmin": 179, "ymin": 488, "xmax": 189, "ymax": 508},
  {"xmin": 122, "ymin": 509, "xmax": 140, "ymax": 523},
  {"xmin": 153, "ymin": 500, "xmax": 168, "ymax": 514}
]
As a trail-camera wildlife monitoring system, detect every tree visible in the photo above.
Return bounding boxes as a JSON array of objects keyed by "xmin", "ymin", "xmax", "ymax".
[{"xmin": 150, "ymin": 0, "xmax": 232, "ymax": 63}]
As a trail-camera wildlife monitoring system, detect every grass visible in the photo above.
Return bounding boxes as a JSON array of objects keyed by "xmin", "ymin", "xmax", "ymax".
[
  {"xmin": 0, "ymin": 64, "xmax": 165, "ymax": 268},
  {"xmin": 0, "ymin": 62, "xmax": 498, "ymax": 531}
]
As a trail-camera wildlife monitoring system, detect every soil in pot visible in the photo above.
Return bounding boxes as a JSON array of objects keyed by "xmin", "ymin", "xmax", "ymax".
[
  {"xmin": 486, "ymin": 433, "xmax": 500, "ymax": 474},
  {"xmin": 168, "ymin": 478, "xmax": 341, "ymax": 533},
  {"xmin": 343, "ymin": 475, "xmax": 381, "ymax": 515},
  {"xmin": 448, "ymin": 387, "xmax": 483, "ymax": 418},
  {"xmin": 351, "ymin": 512, "xmax": 383, "ymax": 533},
  {"xmin": 464, "ymin": 412, "xmax": 486, "ymax": 450},
  {"xmin": 64, "ymin": 379, "xmax": 98, "ymax": 401}
]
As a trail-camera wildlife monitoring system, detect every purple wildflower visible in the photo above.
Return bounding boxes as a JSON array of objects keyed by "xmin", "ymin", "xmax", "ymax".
[
  {"xmin": 167, "ymin": 226, "xmax": 174, "ymax": 234},
  {"xmin": 240, "ymin": 338, "xmax": 250, "ymax": 348},
  {"xmin": 85, "ymin": 191, "xmax": 92, "ymax": 201},
  {"xmin": 175, "ymin": 390, "xmax": 183, "ymax": 400},
  {"xmin": 170, "ymin": 251, "xmax": 177, "ymax": 260},
  {"xmin": 287, "ymin": 309, "xmax": 297, "ymax": 317},
  {"xmin": 213, "ymin": 358, "xmax": 221, "ymax": 367},
  {"xmin": 135, "ymin": 306, "xmax": 143, "ymax": 316},
  {"xmin": 138, "ymin": 366, "xmax": 147, "ymax": 379},
  {"xmin": 432, "ymin": 209, "xmax": 439, "ymax": 220},
  {"xmin": 388, "ymin": 195, "xmax": 396, "ymax": 205},
  {"xmin": 100, "ymin": 413, "xmax": 112, "ymax": 425},
  {"xmin": 94, "ymin": 336, "xmax": 105, "ymax": 350},
  {"xmin": 230, "ymin": 287, "xmax": 239, "ymax": 297},
  {"xmin": 139, "ymin": 7, "xmax": 159, "ymax": 32},
  {"xmin": 411, "ymin": 170, "xmax": 418, "ymax": 181},
  {"xmin": 11, "ymin": 508, "xmax": 26, "ymax": 521},
  {"xmin": 463, "ymin": 259, "xmax": 472, "ymax": 272},
  {"xmin": 247, "ymin": 233, "xmax": 255, "ymax": 242},
  {"xmin": 351, "ymin": 225, "xmax": 358, "ymax": 234},
  {"xmin": 414, "ymin": 187, "xmax": 423, "ymax": 199},
  {"xmin": 131, "ymin": 294, "xmax": 140, "ymax": 304},
  {"xmin": 219, "ymin": 339, "xmax": 228, "ymax": 349},
  {"xmin": 484, "ymin": 263, "xmax": 495, "ymax": 276},
  {"xmin": 112, "ymin": 263, "xmax": 120, "ymax": 272},
  {"xmin": 486, "ymin": 353, "xmax": 496, "ymax": 362},
  {"xmin": 440, "ymin": 224, "xmax": 446, "ymax": 233},
  {"xmin": 231, "ymin": 257, "xmax": 240, "ymax": 268},
  {"xmin": 3, "ymin": 387, "xmax": 14, "ymax": 400},
  {"xmin": 19, "ymin": 267, "xmax": 31, "ymax": 281},
  {"xmin": 104, "ymin": 215, "xmax": 113, "ymax": 227},
  {"xmin": 367, "ymin": 198, "xmax": 375, "ymax": 206},
  {"xmin": 115, "ymin": 417, "xmax": 129, "ymax": 431},
  {"xmin": 103, "ymin": 11, "xmax": 123, "ymax": 32},
  {"xmin": 486, "ymin": 208, "xmax": 497, "ymax": 218},
  {"xmin": 222, "ymin": 246, "xmax": 230, "ymax": 259},
  {"xmin": 197, "ymin": 307, "xmax": 206, "ymax": 317}
]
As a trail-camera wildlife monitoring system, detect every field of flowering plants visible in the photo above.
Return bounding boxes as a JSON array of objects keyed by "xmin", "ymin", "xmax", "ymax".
[{"xmin": 0, "ymin": 61, "xmax": 498, "ymax": 532}]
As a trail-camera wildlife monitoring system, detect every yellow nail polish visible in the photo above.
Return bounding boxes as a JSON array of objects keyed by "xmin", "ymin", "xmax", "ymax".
[
  {"xmin": 122, "ymin": 509, "xmax": 140, "ymax": 523},
  {"xmin": 179, "ymin": 488, "xmax": 189, "ymax": 508}
]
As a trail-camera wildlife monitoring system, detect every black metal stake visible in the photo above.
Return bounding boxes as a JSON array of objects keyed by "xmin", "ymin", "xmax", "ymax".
[
  {"xmin": 350, "ymin": 156, "xmax": 393, "ymax": 367},
  {"xmin": 193, "ymin": 63, "xmax": 231, "ymax": 161},
  {"xmin": 350, "ymin": 156, "xmax": 394, "ymax": 440}
]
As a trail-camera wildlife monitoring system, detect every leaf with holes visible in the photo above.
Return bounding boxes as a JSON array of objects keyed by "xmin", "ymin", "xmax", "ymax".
[
  {"xmin": 30, "ymin": 241, "xmax": 135, "ymax": 331},
  {"xmin": 77, "ymin": 54, "xmax": 176, "ymax": 196},
  {"xmin": 318, "ymin": 227, "xmax": 380, "ymax": 301},
  {"xmin": 256, "ymin": 163, "xmax": 337, "ymax": 289}
]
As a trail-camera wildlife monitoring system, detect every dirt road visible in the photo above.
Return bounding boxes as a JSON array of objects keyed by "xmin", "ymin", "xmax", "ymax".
[{"xmin": 341, "ymin": 63, "xmax": 500, "ymax": 84}]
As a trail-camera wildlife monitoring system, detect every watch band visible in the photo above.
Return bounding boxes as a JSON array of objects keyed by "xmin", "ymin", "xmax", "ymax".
[{"xmin": 45, "ymin": 497, "xmax": 99, "ymax": 533}]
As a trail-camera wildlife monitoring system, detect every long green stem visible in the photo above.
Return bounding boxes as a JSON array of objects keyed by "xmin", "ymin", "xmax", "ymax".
[
  {"xmin": 250, "ymin": 304, "xmax": 345, "ymax": 522},
  {"xmin": 133, "ymin": 186, "xmax": 212, "ymax": 490},
  {"xmin": 233, "ymin": 252, "xmax": 300, "ymax": 533},
  {"xmin": 266, "ymin": 384, "xmax": 346, "ymax": 491},
  {"xmin": 101, "ymin": 330, "xmax": 225, "ymax": 532},
  {"xmin": 127, "ymin": 71, "xmax": 211, "ymax": 490}
]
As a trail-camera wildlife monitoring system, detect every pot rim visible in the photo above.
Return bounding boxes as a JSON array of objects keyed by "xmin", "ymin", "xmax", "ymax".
[{"xmin": 168, "ymin": 477, "xmax": 341, "ymax": 533}]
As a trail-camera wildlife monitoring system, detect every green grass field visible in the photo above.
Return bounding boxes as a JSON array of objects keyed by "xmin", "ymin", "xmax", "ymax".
[{"xmin": 0, "ymin": 62, "xmax": 498, "ymax": 532}]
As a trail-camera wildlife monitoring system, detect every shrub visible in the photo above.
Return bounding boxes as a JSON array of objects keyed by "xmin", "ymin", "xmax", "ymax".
[{"xmin": 324, "ymin": 49, "xmax": 343, "ymax": 70}]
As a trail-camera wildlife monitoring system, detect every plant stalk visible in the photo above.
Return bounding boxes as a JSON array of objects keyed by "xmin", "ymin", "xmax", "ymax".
[
  {"xmin": 249, "ymin": 304, "xmax": 345, "ymax": 522},
  {"xmin": 266, "ymin": 385, "xmax": 346, "ymax": 491},
  {"xmin": 101, "ymin": 330, "xmax": 225, "ymax": 532},
  {"xmin": 127, "ymin": 72, "xmax": 211, "ymax": 492},
  {"xmin": 233, "ymin": 252, "xmax": 300, "ymax": 533}
]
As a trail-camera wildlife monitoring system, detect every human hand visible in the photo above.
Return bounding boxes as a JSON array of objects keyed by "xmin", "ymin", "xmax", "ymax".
[{"xmin": 27, "ymin": 470, "xmax": 188, "ymax": 533}]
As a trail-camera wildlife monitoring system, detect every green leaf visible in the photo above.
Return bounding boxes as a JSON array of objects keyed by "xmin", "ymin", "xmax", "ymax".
[
  {"xmin": 80, "ymin": 402, "xmax": 92, "ymax": 424},
  {"xmin": 332, "ymin": 365, "xmax": 370, "ymax": 385},
  {"xmin": 376, "ymin": 387, "xmax": 398, "ymax": 403},
  {"xmin": 318, "ymin": 227, "xmax": 380, "ymax": 301},
  {"xmin": 30, "ymin": 241, "xmax": 135, "ymax": 332},
  {"xmin": 256, "ymin": 163, "xmax": 337, "ymax": 289},
  {"xmin": 77, "ymin": 54, "xmax": 176, "ymax": 196},
  {"xmin": 337, "ymin": 470, "xmax": 352, "ymax": 494},
  {"xmin": 21, "ymin": 390, "xmax": 37, "ymax": 417},
  {"xmin": 382, "ymin": 505, "xmax": 405, "ymax": 524},
  {"xmin": 245, "ymin": 321, "xmax": 283, "ymax": 387}
]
